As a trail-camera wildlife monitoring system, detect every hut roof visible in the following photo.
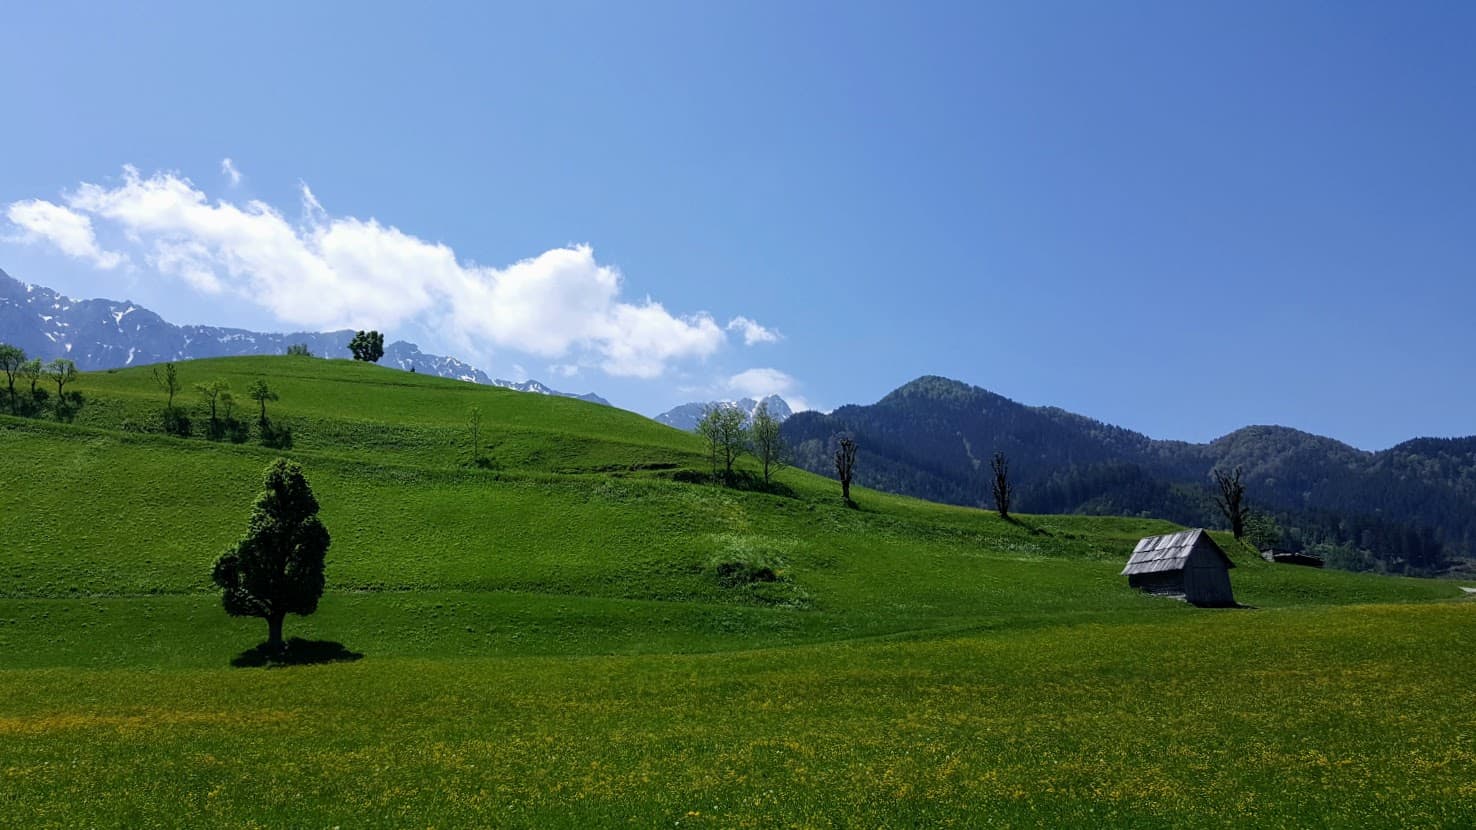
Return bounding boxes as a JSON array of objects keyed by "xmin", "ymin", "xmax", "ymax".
[{"xmin": 1121, "ymin": 529, "xmax": 1235, "ymax": 576}]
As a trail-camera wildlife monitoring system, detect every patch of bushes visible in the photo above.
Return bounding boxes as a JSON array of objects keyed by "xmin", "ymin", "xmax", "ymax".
[{"xmin": 705, "ymin": 536, "xmax": 812, "ymax": 608}]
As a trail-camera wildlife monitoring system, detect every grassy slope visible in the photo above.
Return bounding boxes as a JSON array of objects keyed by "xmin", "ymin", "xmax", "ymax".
[{"xmin": 2, "ymin": 356, "xmax": 1472, "ymax": 827}]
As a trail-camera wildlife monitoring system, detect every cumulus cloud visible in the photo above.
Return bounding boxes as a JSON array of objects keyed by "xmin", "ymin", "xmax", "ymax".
[
  {"xmin": 221, "ymin": 158, "xmax": 242, "ymax": 186},
  {"xmin": 5, "ymin": 199, "xmax": 126, "ymax": 269},
  {"xmin": 728, "ymin": 367, "xmax": 810, "ymax": 411},
  {"xmin": 726, "ymin": 315, "xmax": 781, "ymax": 345},
  {"xmin": 6, "ymin": 165, "xmax": 777, "ymax": 379}
]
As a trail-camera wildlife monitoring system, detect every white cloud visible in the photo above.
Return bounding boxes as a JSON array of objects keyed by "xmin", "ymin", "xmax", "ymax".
[
  {"xmin": 5, "ymin": 199, "xmax": 126, "ymax": 269},
  {"xmin": 727, "ymin": 316, "xmax": 781, "ymax": 345},
  {"xmin": 549, "ymin": 363, "xmax": 580, "ymax": 378},
  {"xmin": 221, "ymin": 158, "xmax": 242, "ymax": 186},
  {"xmin": 727, "ymin": 367, "xmax": 810, "ymax": 411},
  {"xmin": 6, "ymin": 165, "xmax": 769, "ymax": 379}
]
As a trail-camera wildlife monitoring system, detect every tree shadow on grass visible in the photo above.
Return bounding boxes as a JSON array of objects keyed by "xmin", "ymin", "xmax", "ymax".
[
  {"xmin": 670, "ymin": 468, "xmax": 798, "ymax": 499},
  {"xmin": 230, "ymin": 638, "xmax": 364, "ymax": 668},
  {"xmin": 1004, "ymin": 515, "xmax": 1051, "ymax": 536}
]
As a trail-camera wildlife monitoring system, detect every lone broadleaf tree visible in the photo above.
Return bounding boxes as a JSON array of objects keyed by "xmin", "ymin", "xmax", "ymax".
[
  {"xmin": 153, "ymin": 362, "xmax": 182, "ymax": 409},
  {"xmin": 212, "ymin": 458, "xmax": 330, "ymax": 650},
  {"xmin": 0, "ymin": 343, "xmax": 24, "ymax": 413},
  {"xmin": 349, "ymin": 330, "xmax": 385, "ymax": 363},
  {"xmin": 45, "ymin": 358, "xmax": 77, "ymax": 398},
  {"xmin": 20, "ymin": 359, "xmax": 43, "ymax": 398},
  {"xmin": 248, "ymin": 379, "xmax": 278, "ymax": 425},
  {"xmin": 195, "ymin": 378, "xmax": 231, "ymax": 426},
  {"xmin": 749, "ymin": 400, "xmax": 788, "ymax": 484},
  {"xmin": 696, "ymin": 404, "xmax": 748, "ymax": 482}
]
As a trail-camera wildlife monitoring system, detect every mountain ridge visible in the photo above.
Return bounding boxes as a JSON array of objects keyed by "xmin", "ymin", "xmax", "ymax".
[
  {"xmin": 782, "ymin": 374, "xmax": 1475, "ymax": 568},
  {"xmin": 0, "ymin": 268, "xmax": 610, "ymax": 405},
  {"xmin": 655, "ymin": 395, "xmax": 793, "ymax": 431}
]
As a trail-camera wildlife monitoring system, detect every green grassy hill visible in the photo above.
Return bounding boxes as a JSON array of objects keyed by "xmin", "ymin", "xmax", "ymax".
[{"xmin": 2, "ymin": 356, "xmax": 1472, "ymax": 827}]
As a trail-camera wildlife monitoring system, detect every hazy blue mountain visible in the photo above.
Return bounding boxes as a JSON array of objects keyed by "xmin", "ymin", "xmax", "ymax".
[
  {"xmin": 0, "ymin": 268, "xmax": 609, "ymax": 406},
  {"xmin": 654, "ymin": 395, "xmax": 793, "ymax": 431}
]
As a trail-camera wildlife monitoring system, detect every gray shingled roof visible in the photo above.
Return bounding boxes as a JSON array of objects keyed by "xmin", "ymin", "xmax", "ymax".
[{"xmin": 1121, "ymin": 528, "xmax": 1235, "ymax": 576}]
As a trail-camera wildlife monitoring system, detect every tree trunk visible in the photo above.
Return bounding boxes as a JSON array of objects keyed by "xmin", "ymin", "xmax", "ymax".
[
  {"xmin": 842, "ymin": 479, "xmax": 851, "ymax": 502},
  {"xmin": 266, "ymin": 612, "xmax": 286, "ymax": 651}
]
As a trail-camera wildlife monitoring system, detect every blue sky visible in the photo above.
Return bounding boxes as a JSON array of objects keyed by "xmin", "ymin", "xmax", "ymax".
[{"xmin": 2, "ymin": 1, "xmax": 1472, "ymax": 449}]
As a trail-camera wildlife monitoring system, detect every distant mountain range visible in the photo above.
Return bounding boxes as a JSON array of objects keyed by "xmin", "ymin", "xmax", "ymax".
[
  {"xmin": 655, "ymin": 395, "xmax": 793, "ymax": 431},
  {"xmin": 0, "ymin": 269, "xmax": 609, "ymax": 405},
  {"xmin": 782, "ymin": 375, "xmax": 1476, "ymax": 572}
]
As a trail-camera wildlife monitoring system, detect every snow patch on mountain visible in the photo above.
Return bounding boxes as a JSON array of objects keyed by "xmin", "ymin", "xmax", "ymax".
[
  {"xmin": 0, "ymin": 268, "xmax": 611, "ymax": 406},
  {"xmin": 654, "ymin": 395, "xmax": 793, "ymax": 431}
]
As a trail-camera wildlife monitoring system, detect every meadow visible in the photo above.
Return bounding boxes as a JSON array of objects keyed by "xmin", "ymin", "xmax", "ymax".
[{"xmin": 1, "ymin": 356, "xmax": 1472, "ymax": 827}]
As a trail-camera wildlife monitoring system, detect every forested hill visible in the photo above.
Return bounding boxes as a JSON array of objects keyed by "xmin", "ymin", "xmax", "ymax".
[{"xmin": 782, "ymin": 376, "xmax": 1475, "ymax": 572}]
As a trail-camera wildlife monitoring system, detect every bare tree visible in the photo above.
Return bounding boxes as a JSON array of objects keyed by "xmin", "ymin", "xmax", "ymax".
[
  {"xmin": 991, "ymin": 451, "xmax": 1013, "ymax": 520},
  {"xmin": 697, "ymin": 404, "xmax": 748, "ymax": 482},
  {"xmin": 833, "ymin": 433, "xmax": 858, "ymax": 506},
  {"xmin": 1213, "ymin": 466, "xmax": 1249, "ymax": 539},
  {"xmin": 153, "ymin": 362, "xmax": 182, "ymax": 409},
  {"xmin": 749, "ymin": 401, "xmax": 788, "ymax": 484}
]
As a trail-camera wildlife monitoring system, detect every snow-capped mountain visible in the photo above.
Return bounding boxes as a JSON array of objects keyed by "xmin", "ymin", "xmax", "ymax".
[
  {"xmin": 0, "ymin": 269, "xmax": 610, "ymax": 405},
  {"xmin": 654, "ymin": 395, "xmax": 793, "ymax": 431}
]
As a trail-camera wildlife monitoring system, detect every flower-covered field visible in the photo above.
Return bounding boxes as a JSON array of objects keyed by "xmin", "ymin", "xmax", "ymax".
[{"xmin": 2, "ymin": 357, "xmax": 1471, "ymax": 827}]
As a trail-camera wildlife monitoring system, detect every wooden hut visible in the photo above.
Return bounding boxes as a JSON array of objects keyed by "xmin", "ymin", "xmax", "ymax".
[{"xmin": 1122, "ymin": 529, "xmax": 1236, "ymax": 606}]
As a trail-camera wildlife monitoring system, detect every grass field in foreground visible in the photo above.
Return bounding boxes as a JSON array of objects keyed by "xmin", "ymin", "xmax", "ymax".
[
  {"xmin": 1, "ymin": 356, "xmax": 1473, "ymax": 827},
  {"xmin": 2, "ymin": 605, "xmax": 1472, "ymax": 827}
]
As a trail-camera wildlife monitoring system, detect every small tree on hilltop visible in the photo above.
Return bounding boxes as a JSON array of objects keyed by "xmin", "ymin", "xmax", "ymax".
[
  {"xmin": 285, "ymin": 343, "xmax": 312, "ymax": 357},
  {"xmin": 0, "ymin": 343, "xmax": 24, "ymax": 413},
  {"xmin": 153, "ymin": 362, "xmax": 182, "ymax": 409},
  {"xmin": 248, "ymin": 379, "xmax": 278, "ymax": 426},
  {"xmin": 750, "ymin": 400, "xmax": 788, "ymax": 485},
  {"xmin": 20, "ymin": 358, "xmax": 43, "ymax": 401},
  {"xmin": 697, "ymin": 404, "xmax": 748, "ymax": 482},
  {"xmin": 833, "ymin": 433, "xmax": 858, "ymax": 506},
  {"xmin": 1213, "ymin": 466, "xmax": 1250, "ymax": 540},
  {"xmin": 349, "ymin": 330, "xmax": 385, "ymax": 363},
  {"xmin": 196, "ymin": 379, "xmax": 231, "ymax": 431},
  {"xmin": 46, "ymin": 358, "xmax": 77, "ymax": 399},
  {"xmin": 990, "ymin": 451, "xmax": 1014, "ymax": 520},
  {"xmin": 212, "ymin": 458, "xmax": 330, "ymax": 651}
]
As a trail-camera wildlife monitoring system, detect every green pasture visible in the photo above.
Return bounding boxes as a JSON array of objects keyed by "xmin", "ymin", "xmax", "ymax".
[{"xmin": 1, "ymin": 356, "xmax": 1471, "ymax": 827}]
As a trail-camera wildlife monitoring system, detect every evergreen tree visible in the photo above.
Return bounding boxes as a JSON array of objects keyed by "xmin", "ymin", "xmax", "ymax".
[{"xmin": 212, "ymin": 459, "xmax": 330, "ymax": 650}]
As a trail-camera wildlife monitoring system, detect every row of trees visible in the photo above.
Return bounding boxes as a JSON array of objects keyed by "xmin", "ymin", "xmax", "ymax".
[
  {"xmin": 696, "ymin": 402, "xmax": 789, "ymax": 485},
  {"xmin": 0, "ymin": 344, "xmax": 80, "ymax": 417},
  {"xmin": 149, "ymin": 360, "xmax": 283, "ymax": 444},
  {"xmin": 693, "ymin": 402, "xmax": 862, "ymax": 509}
]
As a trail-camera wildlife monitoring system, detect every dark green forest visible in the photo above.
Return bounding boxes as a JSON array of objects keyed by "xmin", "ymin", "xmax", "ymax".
[{"xmin": 784, "ymin": 376, "xmax": 1471, "ymax": 576}]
